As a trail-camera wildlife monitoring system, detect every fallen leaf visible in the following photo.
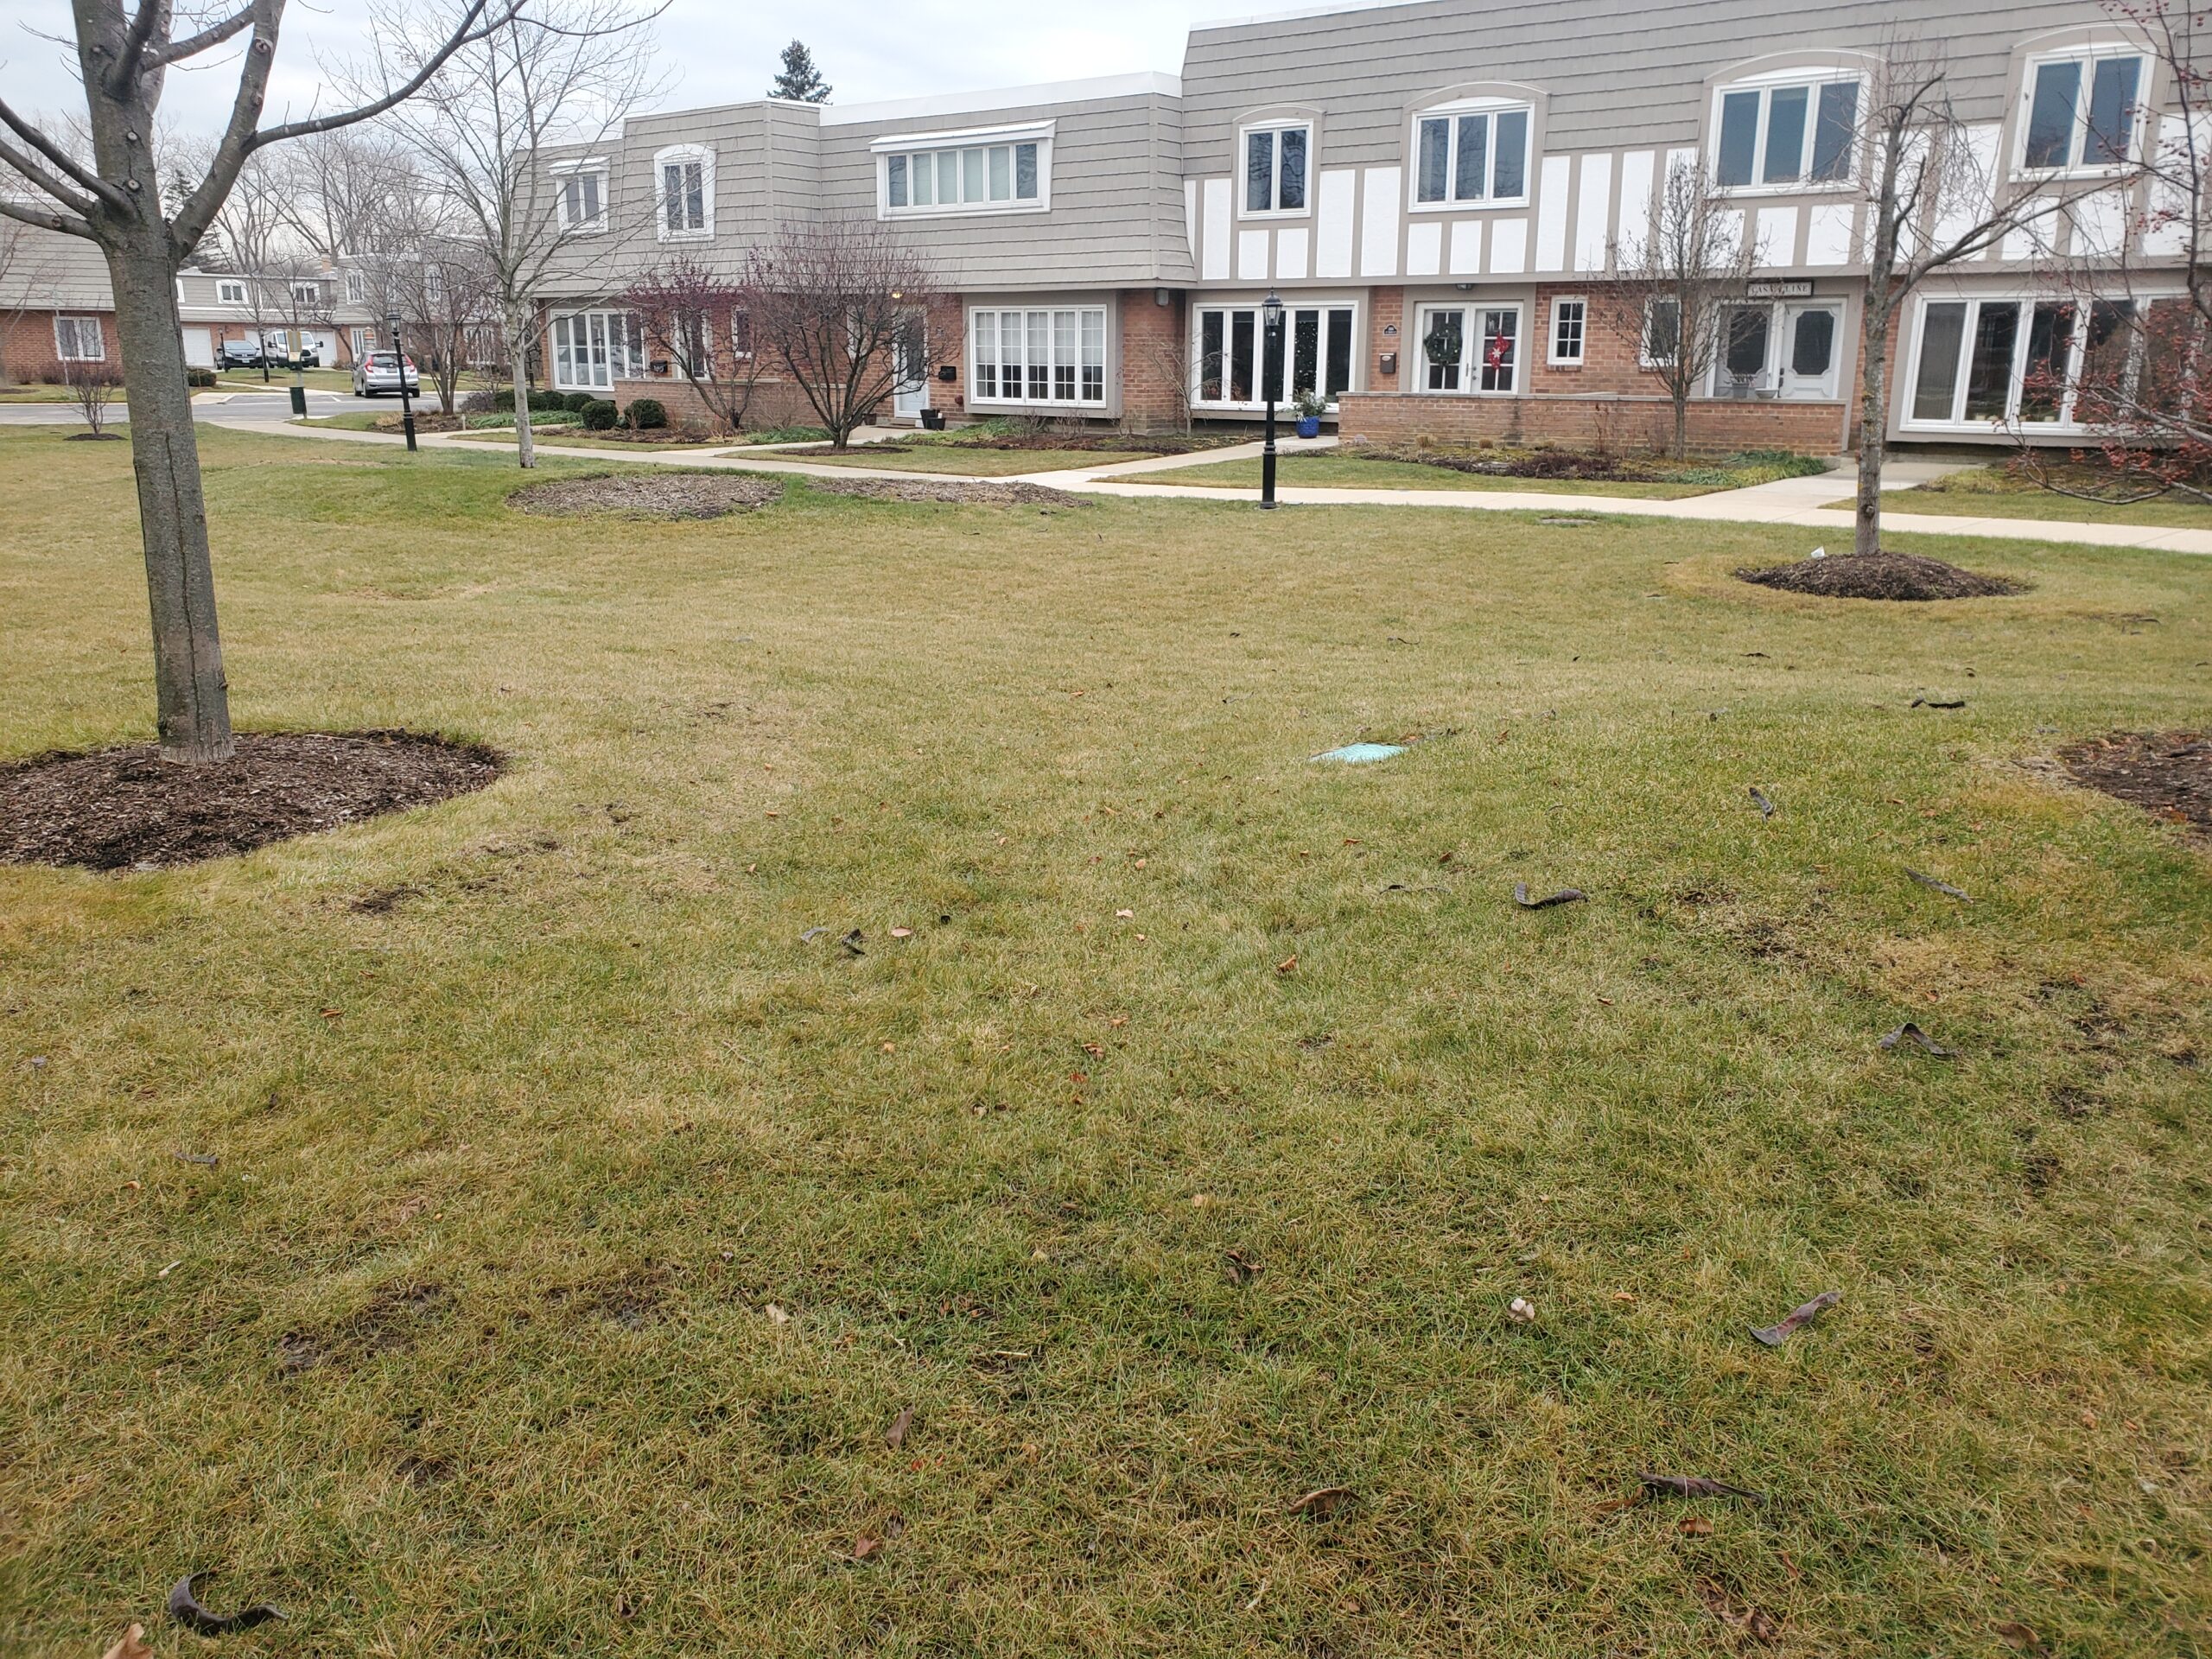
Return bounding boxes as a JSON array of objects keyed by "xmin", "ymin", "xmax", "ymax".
[
  {"xmin": 1287, "ymin": 1486, "xmax": 1355, "ymax": 1519},
  {"xmin": 1640, "ymin": 1471, "xmax": 1766, "ymax": 1502},
  {"xmin": 1611, "ymin": 1290, "xmax": 1637, "ymax": 1304},
  {"xmin": 1223, "ymin": 1249, "xmax": 1261, "ymax": 1285},
  {"xmin": 851, "ymin": 1536, "xmax": 880, "ymax": 1560},
  {"xmin": 1904, "ymin": 867, "xmax": 1972, "ymax": 902},
  {"xmin": 1276, "ymin": 955, "xmax": 1297, "ymax": 974},
  {"xmin": 840, "ymin": 929, "xmax": 866, "ymax": 957},
  {"xmin": 1513, "ymin": 883, "xmax": 1587, "ymax": 909},
  {"xmin": 1508, "ymin": 1296, "xmax": 1537, "ymax": 1324},
  {"xmin": 1878, "ymin": 1021, "xmax": 1957, "ymax": 1058},
  {"xmin": 1751, "ymin": 1289, "xmax": 1840, "ymax": 1347},
  {"xmin": 1590, "ymin": 1492, "xmax": 1643, "ymax": 1516},
  {"xmin": 1992, "ymin": 1621, "xmax": 2046, "ymax": 1653},
  {"xmin": 1748, "ymin": 786, "xmax": 1777, "ymax": 818},
  {"xmin": 1678, "ymin": 1516, "xmax": 1713, "ymax": 1536},
  {"xmin": 1082, "ymin": 1042, "xmax": 1104, "ymax": 1057},
  {"xmin": 318, "ymin": 1007, "xmax": 341, "ymax": 1020},
  {"xmin": 174, "ymin": 1150, "xmax": 219, "ymax": 1168},
  {"xmin": 101, "ymin": 1624, "xmax": 153, "ymax": 1659},
  {"xmin": 1116, "ymin": 908, "xmax": 1135, "ymax": 920},
  {"xmin": 156, "ymin": 1261, "xmax": 181, "ymax": 1279},
  {"xmin": 1911, "ymin": 697, "xmax": 1967, "ymax": 709},
  {"xmin": 889, "ymin": 926, "xmax": 913, "ymax": 939},
  {"xmin": 167, "ymin": 1573, "xmax": 285, "ymax": 1635},
  {"xmin": 886, "ymin": 1407, "xmax": 914, "ymax": 1449},
  {"xmin": 765, "ymin": 1303, "xmax": 791, "ymax": 1325}
]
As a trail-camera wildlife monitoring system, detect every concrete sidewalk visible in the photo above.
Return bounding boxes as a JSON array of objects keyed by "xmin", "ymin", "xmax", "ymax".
[{"xmin": 206, "ymin": 413, "xmax": 2212, "ymax": 556}]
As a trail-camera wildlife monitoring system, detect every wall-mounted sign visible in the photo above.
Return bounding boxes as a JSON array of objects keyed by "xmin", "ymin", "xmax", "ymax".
[
  {"xmin": 1747, "ymin": 280, "xmax": 1813, "ymax": 298},
  {"xmin": 1382, "ymin": 323, "xmax": 1399, "ymax": 336}
]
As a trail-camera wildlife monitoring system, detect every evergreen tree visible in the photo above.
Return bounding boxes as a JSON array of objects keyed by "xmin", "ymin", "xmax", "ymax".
[{"xmin": 770, "ymin": 41, "xmax": 831, "ymax": 103}]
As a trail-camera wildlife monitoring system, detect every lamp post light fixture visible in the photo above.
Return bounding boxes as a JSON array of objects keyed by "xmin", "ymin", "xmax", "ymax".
[
  {"xmin": 387, "ymin": 310, "xmax": 417, "ymax": 453},
  {"xmin": 1259, "ymin": 290, "xmax": 1286, "ymax": 510}
]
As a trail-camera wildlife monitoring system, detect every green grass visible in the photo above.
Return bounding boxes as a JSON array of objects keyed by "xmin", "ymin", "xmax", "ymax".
[
  {"xmin": 3, "ymin": 426, "xmax": 2209, "ymax": 1657},
  {"xmin": 450, "ymin": 429, "xmax": 713, "ymax": 453},
  {"xmin": 761, "ymin": 444, "xmax": 1153, "ymax": 475},
  {"xmin": 1122, "ymin": 452, "xmax": 1725, "ymax": 497},
  {"xmin": 1845, "ymin": 463, "xmax": 2212, "ymax": 530},
  {"xmin": 0, "ymin": 384, "xmax": 81, "ymax": 404},
  {"xmin": 212, "ymin": 369, "xmax": 356, "ymax": 394}
]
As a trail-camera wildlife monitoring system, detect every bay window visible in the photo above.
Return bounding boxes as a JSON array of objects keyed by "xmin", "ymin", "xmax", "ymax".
[
  {"xmin": 1242, "ymin": 123, "xmax": 1310, "ymax": 215},
  {"xmin": 1193, "ymin": 302, "xmax": 1354, "ymax": 409},
  {"xmin": 1417, "ymin": 304, "xmax": 1520, "ymax": 394},
  {"xmin": 1907, "ymin": 293, "xmax": 2140, "ymax": 427},
  {"xmin": 1713, "ymin": 76, "xmax": 1861, "ymax": 188},
  {"xmin": 1413, "ymin": 104, "xmax": 1531, "ymax": 206},
  {"xmin": 551, "ymin": 309, "xmax": 643, "ymax": 391},
  {"xmin": 969, "ymin": 306, "xmax": 1105, "ymax": 407},
  {"xmin": 882, "ymin": 131, "xmax": 1047, "ymax": 215},
  {"xmin": 2020, "ymin": 49, "xmax": 2145, "ymax": 172}
]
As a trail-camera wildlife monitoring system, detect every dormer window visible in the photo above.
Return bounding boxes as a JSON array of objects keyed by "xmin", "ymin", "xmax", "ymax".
[
  {"xmin": 2020, "ymin": 48, "xmax": 2145, "ymax": 172},
  {"xmin": 345, "ymin": 271, "xmax": 365, "ymax": 304},
  {"xmin": 1713, "ymin": 75, "xmax": 1861, "ymax": 188},
  {"xmin": 290, "ymin": 282, "xmax": 321, "ymax": 304},
  {"xmin": 879, "ymin": 124, "xmax": 1050, "ymax": 217},
  {"xmin": 555, "ymin": 161, "xmax": 607, "ymax": 233},
  {"xmin": 217, "ymin": 280, "xmax": 246, "ymax": 304},
  {"xmin": 1242, "ymin": 121, "xmax": 1309, "ymax": 216},
  {"xmin": 1413, "ymin": 101, "xmax": 1530, "ymax": 207},
  {"xmin": 656, "ymin": 144, "xmax": 713, "ymax": 238}
]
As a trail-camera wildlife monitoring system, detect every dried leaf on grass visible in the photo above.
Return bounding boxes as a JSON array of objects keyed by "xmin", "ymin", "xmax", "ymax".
[
  {"xmin": 1751, "ymin": 1290, "xmax": 1840, "ymax": 1347},
  {"xmin": 1911, "ymin": 697, "xmax": 1967, "ymax": 709},
  {"xmin": 1748, "ymin": 786, "xmax": 1777, "ymax": 819},
  {"xmin": 168, "ymin": 1573, "xmax": 285, "ymax": 1634},
  {"xmin": 1678, "ymin": 1516, "xmax": 1714, "ymax": 1536},
  {"xmin": 1904, "ymin": 868, "xmax": 1973, "ymax": 902},
  {"xmin": 1513, "ymin": 883, "xmax": 1587, "ymax": 909},
  {"xmin": 885, "ymin": 1406, "xmax": 914, "ymax": 1449},
  {"xmin": 1223, "ymin": 1249, "xmax": 1262, "ymax": 1286},
  {"xmin": 1879, "ymin": 1022, "xmax": 1958, "ymax": 1058},
  {"xmin": 1992, "ymin": 1621, "xmax": 2047, "ymax": 1653},
  {"xmin": 1696, "ymin": 1580, "xmax": 1782, "ymax": 1644},
  {"xmin": 100, "ymin": 1624, "xmax": 152, "ymax": 1659},
  {"xmin": 1287, "ymin": 1486, "xmax": 1356, "ymax": 1520},
  {"xmin": 1640, "ymin": 1472, "xmax": 1766, "ymax": 1502}
]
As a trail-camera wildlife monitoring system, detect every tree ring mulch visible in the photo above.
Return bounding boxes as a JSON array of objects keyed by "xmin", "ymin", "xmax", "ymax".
[
  {"xmin": 1735, "ymin": 550, "xmax": 2025, "ymax": 601},
  {"xmin": 2056, "ymin": 731, "xmax": 2212, "ymax": 835},
  {"xmin": 803, "ymin": 476, "xmax": 1082, "ymax": 507},
  {"xmin": 508, "ymin": 473, "xmax": 783, "ymax": 519},
  {"xmin": 0, "ymin": 730, "xmax": 503, "ymax": 870}
]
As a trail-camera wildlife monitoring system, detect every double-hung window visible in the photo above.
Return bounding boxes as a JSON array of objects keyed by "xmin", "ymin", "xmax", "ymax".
[
  {"xmin": 345, "ymin": 271, "xmax": 365, "ymax": 305},
  {"xmin": 551, "ymin": 309, "xmax": 642, "ymax": 391},
  {"xmin": 1242, "ymin": 123, "xmax": 1309, "ymax": 215},
  {"xmin": 54, "ymin": 316, "xmax": 104, "ymax": 361},
  {"xmin": 217, "ymin": 280, "xmax": 247, "ymax": 304},
  {"xmin": 882, "ymin": 130, "xmax": 1047, "ymax": 215},
  {"xmin": 291, "ymin": 282, "xmax": 321, "ymax": 305},
  {"xmin": 969, "ymin": 307, "xmax": 1105, "ymax": 407},
  {"xmin": 555, "ymin": 162, "xmax": 607, "ymax": 232},
  {"xmin": 1193, "ymin": 302, "xmax": 1354, "ymax": 409},
  {"xmin": 657, "ymin": 145, "xmax": 713, "ymax": 238},
  {"xmin": 1416, "ymin": 304, "xmax": 1521, "ymax": 394},
  {"xmin": 2020, "ymin": 48, "xmax": 2145, "ymax": 172},
  {"xmin": 1549, "ymin": 298, "xmax": 1586, "ymax": 365},
  {"xmin": 1714, "ymin": 76, "xmax": 1861, "ymax": 188},
  {"xmin": 1413, "ymin": 103, "xmax": 1531, "ymax": 207}
]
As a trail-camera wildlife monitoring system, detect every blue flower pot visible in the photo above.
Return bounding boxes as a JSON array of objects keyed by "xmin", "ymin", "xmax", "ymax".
[{"xmin": 1296, "ymin": 416, "xmax": 1321, "ymax": 439}]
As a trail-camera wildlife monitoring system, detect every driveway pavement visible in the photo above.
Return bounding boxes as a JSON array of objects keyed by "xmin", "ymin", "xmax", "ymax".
[{"xmin": 0, "ymin": 387, "xmax": 354, "ymax": 426}]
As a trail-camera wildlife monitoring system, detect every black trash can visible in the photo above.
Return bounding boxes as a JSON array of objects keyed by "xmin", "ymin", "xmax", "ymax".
[{"xmin": 920, "ymin": 409, "xmax": 945, "ymax": 431}]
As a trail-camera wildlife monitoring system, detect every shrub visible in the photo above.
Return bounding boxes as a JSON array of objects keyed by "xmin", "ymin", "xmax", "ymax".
[
  {"xmin": 563, "ymin": 391, "xmax": 599, "ymax": 413},
  {"xmin": 461, "ymin": 391, "xmax": 497, "ymax": 414},
  {"xmin": 185, "ymin": 366, "xmax": 218, "ymax": 388},
  {"xmin": 581, "ymin": 398, "xmax": 620, "ymax": 431},
  {"xmin": 627, "ymin": 397, "xmax": 668, "ymax": 430},
  {"xmin": 489, "ymin": 389, "xmax": 516, "ymax": 411}
]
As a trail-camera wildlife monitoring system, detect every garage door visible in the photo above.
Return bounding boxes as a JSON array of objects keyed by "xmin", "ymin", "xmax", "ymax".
[
  {"xmin": 299, "ymin": 330, "xmax": 338, "ymax": 363},
  {"xmin": 181, "ymin": 327, "xmax": 214, "ymax": 367}
]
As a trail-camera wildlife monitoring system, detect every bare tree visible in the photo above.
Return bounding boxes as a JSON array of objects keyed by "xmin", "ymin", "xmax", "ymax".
[
  {"xmin": 363, "ymin": 0, "xmax": 664, "ymax": 469},
  {"xmin": 365, "ymin": 236, "xmax": 499, "ymax": 414},
  {"xmin": 197, "ymin": 147, "xmax": 296, "ymax": 379},
  {"xmin": 618, "ymin": 257, "xmax": 760, "ymax": 433},
  {"xmin": 1602, "ymin": 156, "xmax": 1762, "ymax": 460},
  {"xmin": 61, "ymin": 353, "xmax": 124, "ymax": 436},
  {"xmin": 0, "ymin": 219, "xmax": 67, "ymax": 386},
  {"xmin": 0, "ymin": 0, "xmax": 512, "ymax": 763},
  {"xmin": 276, "ymin": 128, "xmax": 416, "ymax": 261},
  {"xmin": 742, "ymin": 219, "xmax": 938, "ymax": 450},
  {"xmin": 1849, "ymin": 41, "xmax": 2085, "ymax": 554}
]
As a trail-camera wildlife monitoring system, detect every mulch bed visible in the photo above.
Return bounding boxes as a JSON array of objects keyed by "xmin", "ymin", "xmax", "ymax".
[
  {"xmin": 1736, "ymin": 551, "xmax": 2024, "ymax": 601},
  {"xmin": 0, "ymin": 731, "xmax": 502, "ymax": 870},
  {"xmin": 509, "ymin": 474, "xmax": 783, "ymax": 519},
  {"xmin": 803, "ymin": 477, "xmax": 1081, "ymax": 506},
  {"xmin": 2057, "ymin": 731, "xmax": 2212, "ymax": 834}
]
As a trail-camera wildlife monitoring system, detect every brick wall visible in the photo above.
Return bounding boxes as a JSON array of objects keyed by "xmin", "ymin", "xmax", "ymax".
[
  {"xmin": 1369, "ymin": 286, "xmax": 1404, "ymax": 394},
  {"xmin": 1338, "ymin": 391, "xmax": 1850, "ymax": 455},
  {"xmin": 1119, "ymin": 287, "xmax": 1187, "ymax": 431},
  {"xmin": 1, "ymin": 309, "xmax": 114, "ymax": 382},
  {"xmin": 611, "ymin": 374, "xmax": 818, "ymax": 435}
]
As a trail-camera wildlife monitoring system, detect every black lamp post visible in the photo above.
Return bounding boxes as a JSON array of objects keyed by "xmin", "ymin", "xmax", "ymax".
[
  {"xmin": 1259, "ymin": 290, "xmax": 1285, "ymax": 510},
  {"xmin": 387, "ymin": 310, "xmax": 417, "ymax": 453}
]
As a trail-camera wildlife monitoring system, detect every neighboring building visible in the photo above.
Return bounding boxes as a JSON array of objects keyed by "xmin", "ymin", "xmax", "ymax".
[
  {"xmin": 0, "ymin": 220, "xmax": 120, "ymax": 384},
  {"xmin": 530, "ymin": 0, "xmax": 2185, "ymax": 454}
]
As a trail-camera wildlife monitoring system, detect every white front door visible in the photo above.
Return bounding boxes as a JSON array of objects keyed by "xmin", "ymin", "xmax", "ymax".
[
  {"xmin": 181, "ymin": 327, "xmax": 215, "ymax": 367},
  {"xmin": 1776, "ymin": 302, "xmax": 1842, "ymax": 401},
  {"xmin": 892, "ymin": 315, "xmax": 928, "ymax": 420}
]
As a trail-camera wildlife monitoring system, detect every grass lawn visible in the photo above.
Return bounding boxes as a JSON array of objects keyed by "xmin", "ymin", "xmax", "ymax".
[
  {"xmin": 0, "ymin": 384, "xmax": 81, "ymax": 404},
  {"xmin": 1844, "ymin": 464, "xmax": 2212, "ymax": 530},
  {"xmin": 212, "ymin": 369, "xmax": 356, "ymax": 394},
  {"xmin": 3, "ymin": 426, "xmax": 2209, "ymax": 1656},
  {"xmin": 450, "ymin": 429, "xmax": 718, "ymax": 454},
  {"xmin": 1123, "ymin": 452, "xmax": 1731, "ymax": 498},
  {"xmin": 760, "ymin": 444, "xmax": 1154, "ymax": 475}
]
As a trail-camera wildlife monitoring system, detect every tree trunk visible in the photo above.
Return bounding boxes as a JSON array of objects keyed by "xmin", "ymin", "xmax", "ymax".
[
  {"xmin": 1673, "ymin": 392, "xmax": 1688, "ymax": 461},
  {"xmin": 1855, "ymin": 291, "xmax": 1891, "ymax": 557},
  {"xmin": 106, "ymin": 236, "xmax": 236, "ymax": 764},
  {"xmin": 507, "ymin": 298, "xmax": 535, "ymax": 469}
]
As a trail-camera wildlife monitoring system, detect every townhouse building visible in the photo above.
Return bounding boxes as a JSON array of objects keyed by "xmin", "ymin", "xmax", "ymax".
[{"xmin": 533, "ymin": 0, "xmax": 2182, "ymax": 455}]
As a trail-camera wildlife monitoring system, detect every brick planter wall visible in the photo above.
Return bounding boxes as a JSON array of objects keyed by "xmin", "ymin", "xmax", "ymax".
[
  {"xmin": 1338, "ymin": 391, "xmax": 1851, "ymax": 456},
  {"xmin": 612, "ymin": 376, "xmax": 817, "ymax": 435}
]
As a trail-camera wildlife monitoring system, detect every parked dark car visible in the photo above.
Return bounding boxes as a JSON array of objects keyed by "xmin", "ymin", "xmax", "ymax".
[{"xmin": 218, "ymin": 340, "xmax": 266, "ymax": 370}]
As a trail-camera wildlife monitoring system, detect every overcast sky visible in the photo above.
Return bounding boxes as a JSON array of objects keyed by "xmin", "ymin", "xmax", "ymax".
[{"xmin": 0, "ymin": 1, "xmax": 1261, "ymax": 137}]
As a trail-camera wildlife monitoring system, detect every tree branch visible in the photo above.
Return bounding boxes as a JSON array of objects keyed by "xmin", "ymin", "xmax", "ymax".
[
  {"xmin": 248, "ymin": 0, "xmax": 518, "ymax": 150},
  {"xmin": 108, "ymin": 1, "xmax": 170, "ymax": 96},
  {"xmin": 0, "ymin": 194, "xmax": 96, "ymax": 238},
  {"xmin": 0, "ymin": 96, "xmax": 132, "ymax": 214},
  {"xmin": 151, "ymin": 5, "xmax": 257, "ymax": 68}
]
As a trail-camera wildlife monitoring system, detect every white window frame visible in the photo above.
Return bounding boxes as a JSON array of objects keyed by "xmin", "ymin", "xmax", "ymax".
[
  {"xmin": 653, "ymin": 143, "xmax": 715, "ymax": 240},
  {"xmin": 1190, "ymin": 296, "xmax": 1360, "ymax": 412},
  {"xmin": 217, "ymin": 279, "xmax": 247, "ymax": 305},
  {"xmin": 345, "ymin": 271, "xmax": 365, "ymax": 305},
  {"xmin": 550, "ymin": 308, "xmax": 642, "ymax": 391},
  {"xmin": 1409, "ymin": 99, "xmax": 1535, "ymax": 211},
  {"xmin": 1413, "ymin": 301, "xmax": 1524, "ymax": 395},
  {"xmin": 553, "ymin": 159, "xmax": 609, "ymax": 234},
  {"xmin": 1548, "ymin": 297, "xmax": 1586, "ymax": 365},
  {"xmin": 290, "ymin": 281, "xmax": 321, "ymax": 305},
  {"xmin": 350, "ymin": 327, "xmax": 372, "ymax": 361},
  {"xmin": 876, "ymin": 122, "xmax": 1052, "ymax": 219},
  {"xmin": 54, "ymin": 315, "xmax": 105, "ymax": 361},
  {"xmin": 966, "ymin": 304, "xmax": 1108, "ymax": 409},
  {"xmin": 1898, "ymin": 289, "xmax": 2150, "ymax": 433},
  {"xmin": 1709, "ymin": 67, "xmax": 1866, "ymax": 196},
  {"xmin": 2013, "ymin": 45, "xmax": 2151, "ymax": 179},
  {"xmin": 1238, "ymin": 121, "xmax": 1313, "ymax": 219}
]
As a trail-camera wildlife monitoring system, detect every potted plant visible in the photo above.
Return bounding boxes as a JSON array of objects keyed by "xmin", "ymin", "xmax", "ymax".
[{"xmin": 1293, "ymin": 388, "xmax": 1329, "ymax": 439}]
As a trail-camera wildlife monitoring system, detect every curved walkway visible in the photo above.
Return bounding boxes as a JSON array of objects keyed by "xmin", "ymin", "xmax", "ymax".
[{"xmin": 193, "ymin": 409, "xmax": 2212, "ymax": 556}]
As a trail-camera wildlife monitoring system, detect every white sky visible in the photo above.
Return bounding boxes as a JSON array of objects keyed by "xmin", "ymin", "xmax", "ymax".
[{"xmin": 0, "ymin": 1, "xmax": 1251, "ymax": 137}]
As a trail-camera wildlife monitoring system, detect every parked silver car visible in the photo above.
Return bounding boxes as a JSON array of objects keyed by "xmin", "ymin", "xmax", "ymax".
[{"xmin": 352, "ymin": 351, "xmax": 420, "ymax": 397}]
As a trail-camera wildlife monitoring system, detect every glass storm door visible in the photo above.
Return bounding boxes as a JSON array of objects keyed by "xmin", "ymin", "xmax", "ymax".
[
  {"xmin": 1777, "ymin": 302, "xmax": 1841, "ymax": 400},
  {"xmin": 893, "ymin": 314, "xmax": 928, "ymax": 418}
]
